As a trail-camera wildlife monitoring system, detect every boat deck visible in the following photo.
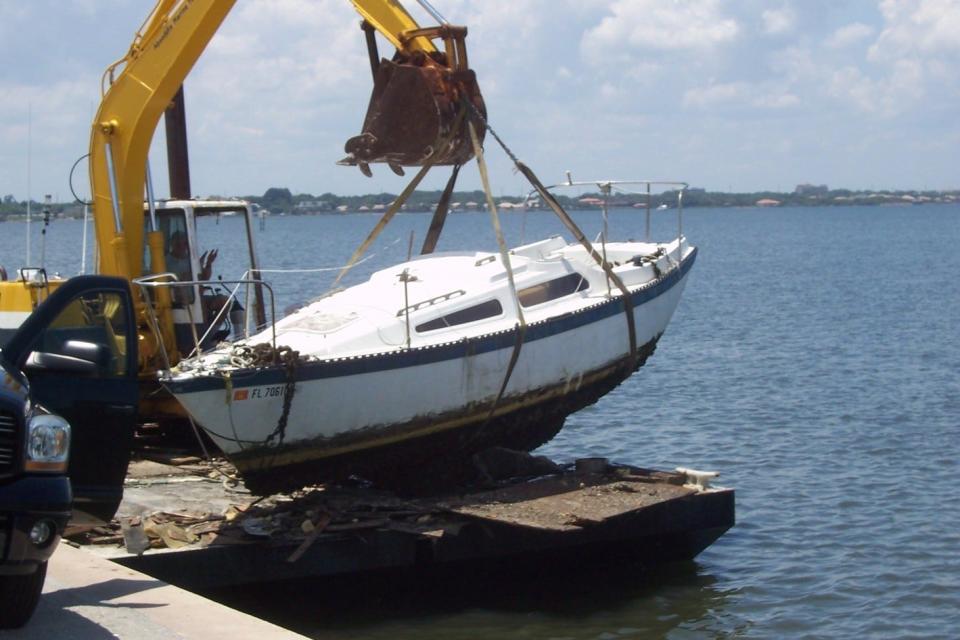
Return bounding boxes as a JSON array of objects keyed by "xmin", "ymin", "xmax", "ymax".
[{"xmin": 68, "ymin": 457, "xmax": 734, "ymax": 591}]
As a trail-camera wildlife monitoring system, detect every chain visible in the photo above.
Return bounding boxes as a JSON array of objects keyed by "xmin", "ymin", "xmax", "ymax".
[
  {"xmin": 229, "ymin": 343, "xmax": 301, "ymax": 447},
  {"xmin": 462, "ymin": 99, "xmax": 522, "ymax": 166}
]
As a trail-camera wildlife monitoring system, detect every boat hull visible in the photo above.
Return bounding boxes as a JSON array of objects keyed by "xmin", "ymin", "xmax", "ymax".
[
  {"xmin": 164, "ymin": 248, "xmax": 695, "ymax": 493},
  {"xmin": 239, "ymin": 337, "xmax": 658, "ymax": 494}
]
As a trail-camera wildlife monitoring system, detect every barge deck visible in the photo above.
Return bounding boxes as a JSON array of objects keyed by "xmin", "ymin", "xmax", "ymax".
[{"xmin": 68, "ymin": 456, "xmax": 734, "ymax": 591}]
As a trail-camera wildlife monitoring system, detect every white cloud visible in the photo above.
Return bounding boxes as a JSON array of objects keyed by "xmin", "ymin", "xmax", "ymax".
[
  {"xmin": 768, "ymin": 46, "xmax": 818, "ymax": 82},
  {"xmin": 682, "ymin": 82, "xmax": 747, "ymax": 109},
  {"xmin": 190, "ymin": 1, "xmax": 368, "ymax": 118},
  {"xmin": 828, "ymin": 59, "xmax": 924, "ymax": 117},
  {"xmin": 581, "ymin": 0, "xmax": 739, "ymax": 60},
  {"xmin": 753, "ymin": 92, "xmax": 800, "ymax": 109},
  {"xmin": 682, "ymin": 81, "xmax": 799, "ymax": 110},
  {"xmin": 826, "ymin": 22, "xmax": 875, "ymax": 49},
  {"xmin": 762, "ymin": 5, "xmax": 796, "ymax": 35},
  {"xmin": 870, "ymin": 0, "xmax": 960, "ymax": 61}
]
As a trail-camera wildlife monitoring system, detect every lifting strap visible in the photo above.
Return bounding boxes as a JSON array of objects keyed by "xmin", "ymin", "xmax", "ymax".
[
  {"xmin": 468, "ymin": 121, "xmax": 527, "ymax": 432},
  {"xmin": 332, "ymin": 108, "xmax": 467, "ymax": 289},
  {"xmin": 420, "ymin": 163, "xmax": 461, "ymax": 255}
]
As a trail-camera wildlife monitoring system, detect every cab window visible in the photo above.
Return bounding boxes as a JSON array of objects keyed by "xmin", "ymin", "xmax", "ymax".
[{"xmin": 144, "ymin": 211, "xmax": 194, "ymax": 305}]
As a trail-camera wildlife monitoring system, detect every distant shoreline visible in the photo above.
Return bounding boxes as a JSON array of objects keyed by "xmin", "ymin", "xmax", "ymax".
[{"xmin": 2, "ymin": 188, "xmax": 957, "ymax": 221}]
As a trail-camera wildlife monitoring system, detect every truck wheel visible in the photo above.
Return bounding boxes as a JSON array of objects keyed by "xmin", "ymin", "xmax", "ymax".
[{"xmin": 0, "ymin": 561, "xmax": 47, "ymax": 629}]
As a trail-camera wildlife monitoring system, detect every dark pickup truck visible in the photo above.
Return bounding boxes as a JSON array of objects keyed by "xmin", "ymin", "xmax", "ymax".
[{"xmin": 0, "ymin": 276, "xmax": 137, "ymax": 628}]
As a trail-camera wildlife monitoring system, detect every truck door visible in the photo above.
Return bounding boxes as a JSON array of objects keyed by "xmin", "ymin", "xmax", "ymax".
[{"xmin": 1, "ymin": 276, "xmax": 138, "ymax": 525}]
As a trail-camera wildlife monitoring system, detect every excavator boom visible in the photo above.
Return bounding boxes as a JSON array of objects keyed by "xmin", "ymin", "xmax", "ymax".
[
  {"xmin": 90, "ymin": 0, "xmax": 236, "ymax": 281},
  {"xmin": 350, "ymin": 0, "xmax": 437, "ymax": 53},
  {"xmin": 86, "ymin": 0, "xmax": 481, "ymax": 374}
]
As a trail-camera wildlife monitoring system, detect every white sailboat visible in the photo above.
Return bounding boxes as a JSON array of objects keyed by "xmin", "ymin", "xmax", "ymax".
[{"xmin": 162, "ymin": 179, "xmax": 695, "ymax": 494}]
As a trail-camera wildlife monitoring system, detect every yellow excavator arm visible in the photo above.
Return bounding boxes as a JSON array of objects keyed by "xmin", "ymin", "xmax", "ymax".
[
  {"xmin": 86, "ymin": 0, "xmax": 485, "ymax": 379},
  {"xmin": 350, "ymin": 0, "xmax": 437, "ymax": 53},
  {"xmin": 90, "ymin": 1, "xmax": 235, "ymax": 281},
  {"xmin": 89, "ymin": 0, "xmax": 434, "ymax": 281}
]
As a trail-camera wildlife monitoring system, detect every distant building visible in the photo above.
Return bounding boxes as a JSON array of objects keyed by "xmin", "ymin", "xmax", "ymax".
[{"xmin": 795, "ymin": 183, "xmax": 829, "ymax": 196}]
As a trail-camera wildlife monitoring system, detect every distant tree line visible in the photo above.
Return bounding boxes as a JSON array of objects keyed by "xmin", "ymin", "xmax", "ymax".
[
  {"xmin": 246, "ymin": 186, "xmax": 960, "ymax": 214},
  {"xmin": 1, "ymin": 187, "xmax": 957, "ymax": 221}
]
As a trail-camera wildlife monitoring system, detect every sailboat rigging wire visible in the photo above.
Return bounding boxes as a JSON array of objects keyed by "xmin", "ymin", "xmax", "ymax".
[
  {"xmin": 601, "ymin": 184, "xmax": 611, "ymax": 296},
  {"xmin": 26, "ymin": 104, "xmax": 31, "ymax": 265}
]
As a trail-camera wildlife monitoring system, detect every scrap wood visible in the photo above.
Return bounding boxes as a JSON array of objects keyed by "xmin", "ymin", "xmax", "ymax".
[
  {"xmin": 66, "ymin": 524, "xmax": 123, "ymax": 546},
  {"xmin": 143, "ymin": 518, "xmax": 198, "ymax": 549},
  {"xmin": 325, "ymin": 518, "xmax": 390, "ymax": 532},
  {"xmin": 386, "ymin": 520, "xmax": 458, "ymax": 537},
  {"xmin": 200, "ymin": 529, "xmax": 251, "ymax": 547},
  {"xmin": 187, "ymin": 520, "xmax": 227, "ymax": 536},
  {"xmin": 154, "ymin": 510, "xmax": 220, "ymax": 524},
  {"xmin": 286, "ymin": 511, "xmax": 333, "ymax": 563},
  {"xmin": 223, "ymin": 503, "xmax": 252, "ymax": 521},
  {"xmin": 88, "ymin": 533, "xmax": 125, "ymax": 545}
]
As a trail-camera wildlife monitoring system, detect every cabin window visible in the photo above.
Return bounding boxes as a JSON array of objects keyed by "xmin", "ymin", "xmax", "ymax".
[
  {"xmin": 518, "ymin": 273, "xmax": 589, "ymax": 308},
  {"xmin": 416, "ymin": 299, "xmax": 503, "ymax": 333}
]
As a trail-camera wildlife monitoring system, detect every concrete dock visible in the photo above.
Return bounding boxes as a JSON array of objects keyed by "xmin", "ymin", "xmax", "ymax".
[{"xmin": 0, "ymin": 543, "xmax": 305, "ymax": 639}]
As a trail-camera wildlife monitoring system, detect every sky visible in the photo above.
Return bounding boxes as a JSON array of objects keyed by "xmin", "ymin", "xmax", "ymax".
[{"xmin": 1, "ymin": 0, "xmax": 958, "ymax": 202}]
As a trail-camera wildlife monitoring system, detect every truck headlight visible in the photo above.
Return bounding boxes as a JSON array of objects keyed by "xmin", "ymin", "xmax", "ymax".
[{"xmin": 25, "ymin": 413, "xmax": 71, "ymax": 473}]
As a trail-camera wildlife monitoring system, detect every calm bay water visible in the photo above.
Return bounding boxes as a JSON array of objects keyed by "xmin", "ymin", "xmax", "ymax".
[{"xmin": 2, "ymin": 204, "xmax": 958, "ymax": 638}]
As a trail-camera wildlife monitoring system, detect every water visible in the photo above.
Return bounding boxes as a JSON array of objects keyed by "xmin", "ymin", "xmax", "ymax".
[{"xmin": 3, "ymin": 204, "xmax": 959, "ymax": 638}]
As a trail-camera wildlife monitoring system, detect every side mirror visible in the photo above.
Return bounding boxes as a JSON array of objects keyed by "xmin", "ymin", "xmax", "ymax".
[{"xmin": 24, "ymin": 341, "xmax": 109, "ymax": 375}]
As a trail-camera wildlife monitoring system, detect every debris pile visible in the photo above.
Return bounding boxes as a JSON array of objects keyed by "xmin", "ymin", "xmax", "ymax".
[
  {"xmin": 68, "ymin": 477, "xmax": 445, "ymax": 561},
  {"xmin": 65, "ymin": 454, "xmax": 714, "ymax": 564}
]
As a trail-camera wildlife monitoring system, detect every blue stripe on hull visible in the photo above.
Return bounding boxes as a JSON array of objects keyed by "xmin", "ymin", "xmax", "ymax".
[{"xmin": 166, "ymin": 247, "xmax": 696, "ymax": 395}]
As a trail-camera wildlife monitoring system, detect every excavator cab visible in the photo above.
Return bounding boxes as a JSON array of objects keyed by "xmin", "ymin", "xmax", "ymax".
[
  {"xmin": 340, "ymin": 23, "xmax": 485, "ymax": 175},
  {"xmin": 142, "ymin": 200, "xmax": 267, "ymax": 357}
]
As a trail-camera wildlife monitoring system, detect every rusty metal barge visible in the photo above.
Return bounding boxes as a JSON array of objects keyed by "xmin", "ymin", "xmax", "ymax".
[{"xmin": 68, "ymin": 456, "xmax": 734, "ymax": 592}]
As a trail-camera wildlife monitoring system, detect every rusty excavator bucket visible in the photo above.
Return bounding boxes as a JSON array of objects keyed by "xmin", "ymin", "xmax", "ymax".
[{"xmin": 341, "ymin": 24, "xmax": 486, "ymax": 175}]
